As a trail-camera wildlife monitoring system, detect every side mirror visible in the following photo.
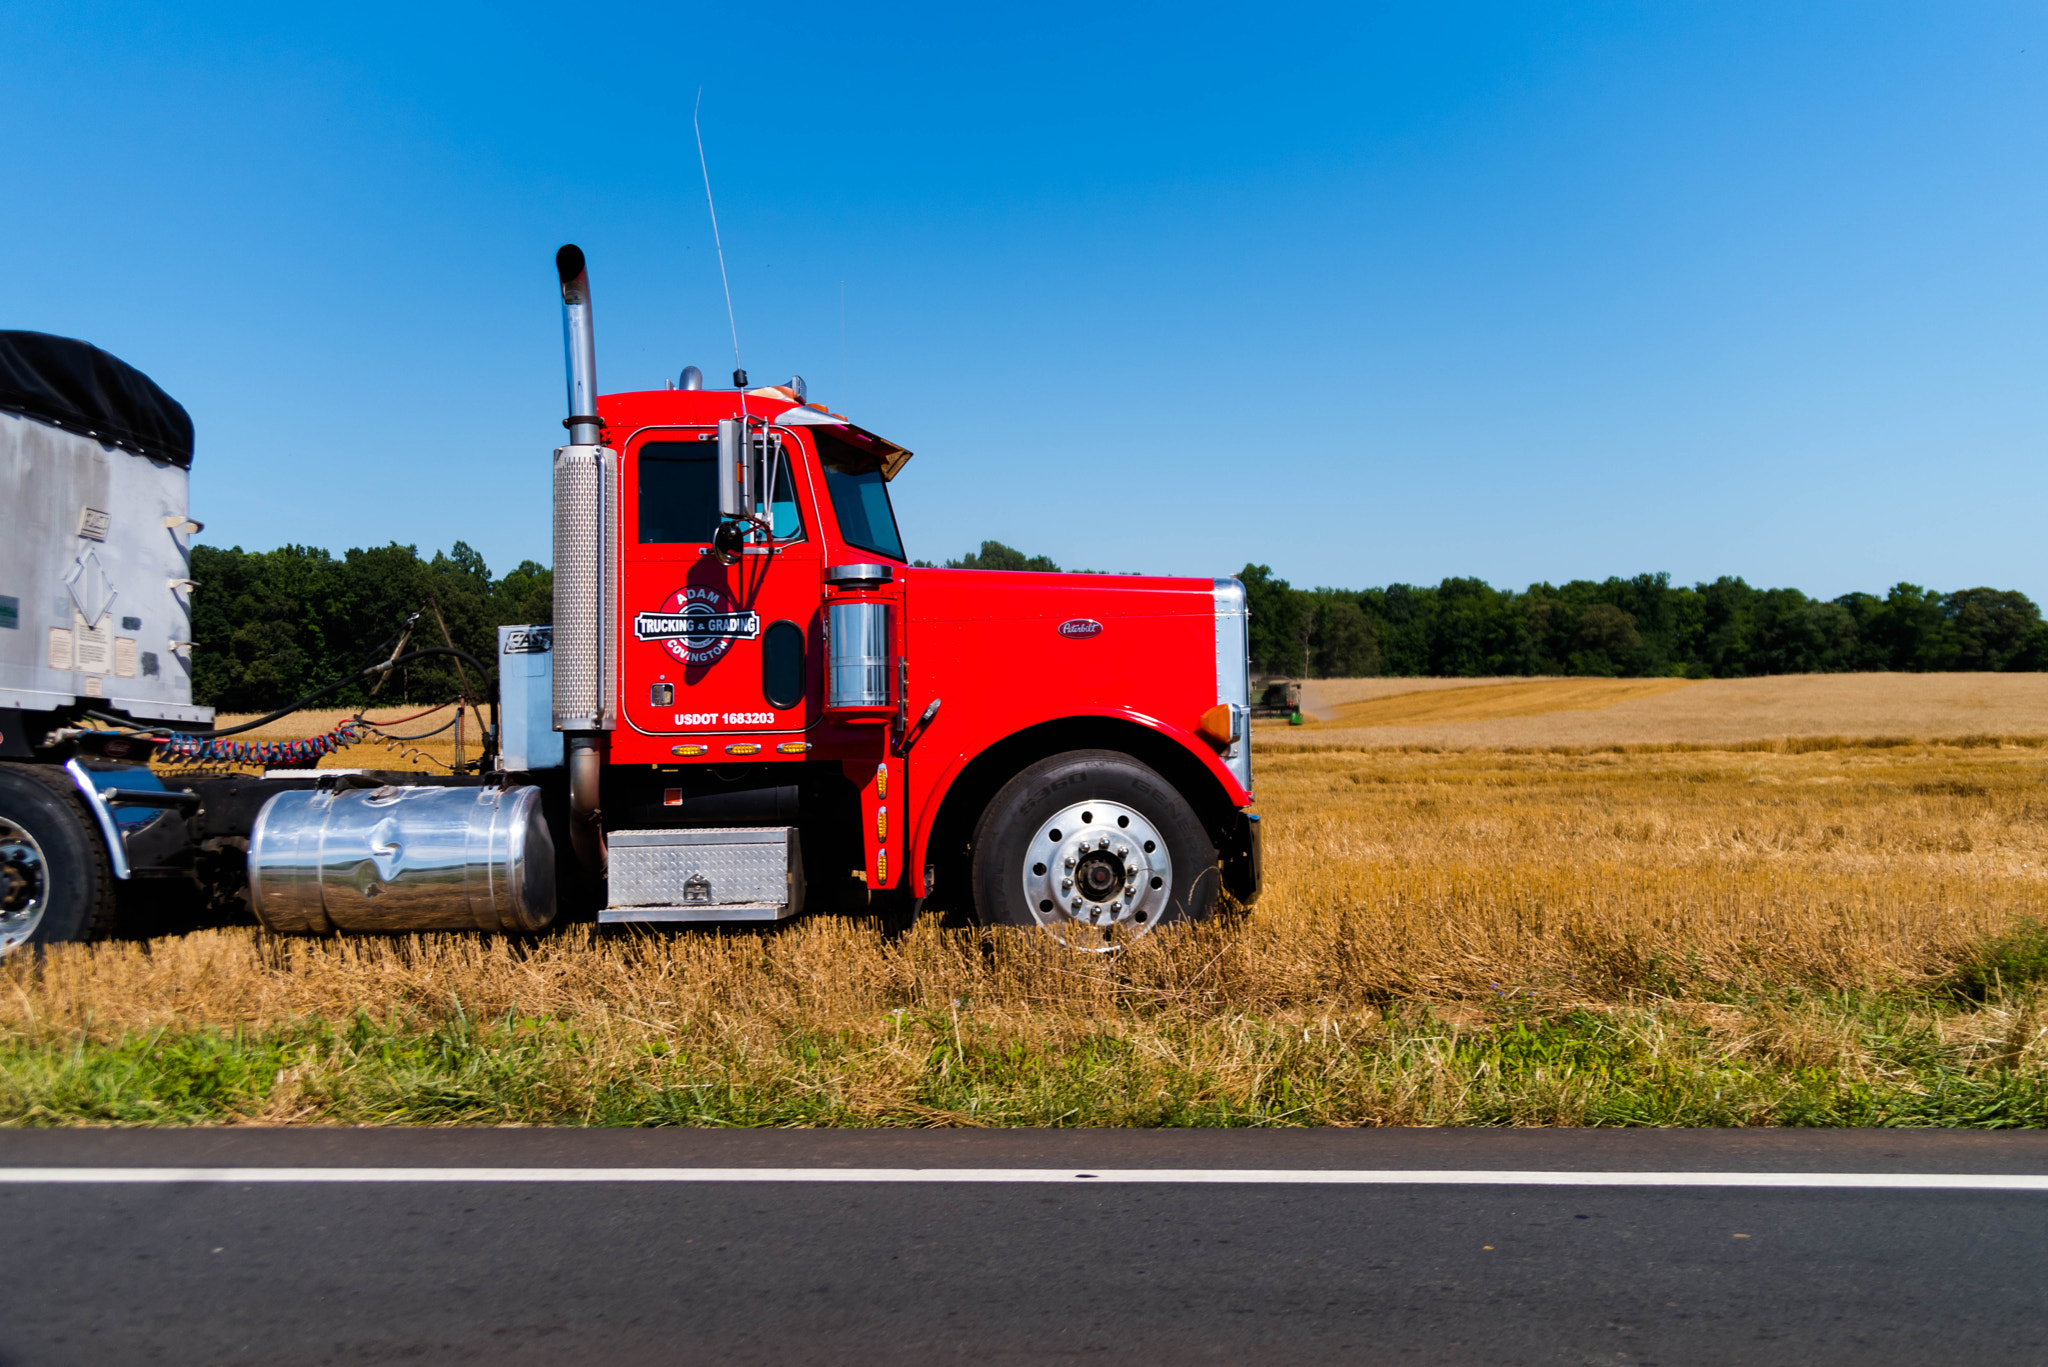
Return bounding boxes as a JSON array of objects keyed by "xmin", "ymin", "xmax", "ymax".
[
  {"xmin": 717, "ymin": 418, "xmax": 749, "ymax": 522},
  {"xmin": 715, "ymin": 417, "xmax": 785, "ymax": 564}
]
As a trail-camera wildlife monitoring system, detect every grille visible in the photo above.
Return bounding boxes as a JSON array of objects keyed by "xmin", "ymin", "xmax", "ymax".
[
  {"xmin": 1213, "ymin": 577, "xmax": 1252, "ymax": 792},
  {"xmin": 826, "ymin": 601, "xmax": 891, "ymax": 707}
]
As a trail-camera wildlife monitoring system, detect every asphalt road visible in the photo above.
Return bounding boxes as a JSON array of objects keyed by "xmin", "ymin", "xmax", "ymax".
[{"xmin": 3, "ymin": 1128, "xmax": 2045, "ymax": 1366}]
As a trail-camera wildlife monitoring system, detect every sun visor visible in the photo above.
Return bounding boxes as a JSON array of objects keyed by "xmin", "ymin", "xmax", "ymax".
[{"xmin": 776, "ymin": 408, "xmax": 913, "ymax": 480}]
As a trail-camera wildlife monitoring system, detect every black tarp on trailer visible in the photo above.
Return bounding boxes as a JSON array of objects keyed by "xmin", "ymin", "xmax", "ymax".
[{"xmin": 0, "ymin": 331, "xmax": 193, "ymax": 467}]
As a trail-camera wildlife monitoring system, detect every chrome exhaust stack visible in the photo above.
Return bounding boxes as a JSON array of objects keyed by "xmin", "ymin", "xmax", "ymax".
[
  {"xmin": 552, "ymin": 245, "xmax": 616, "ymax": 875},
  {"xmin": 558, "ymin": 245, "xmax": 601, "ymax": 446}
]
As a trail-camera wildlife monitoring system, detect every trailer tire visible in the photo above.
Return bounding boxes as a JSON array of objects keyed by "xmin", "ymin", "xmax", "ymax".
[
  {"xmin": 970, "ymin": 749, "xmax": 1218, "ymax": 950},
  {"xmin": 0, "ymin": 764, "xmax": 118, "ymax": 954}
]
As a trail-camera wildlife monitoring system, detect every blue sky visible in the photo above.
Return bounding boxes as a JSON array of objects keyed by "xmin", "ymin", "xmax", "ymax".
[{"xmin": 5, "ymin": 2, "xmax": 2045, "ymax": 598}]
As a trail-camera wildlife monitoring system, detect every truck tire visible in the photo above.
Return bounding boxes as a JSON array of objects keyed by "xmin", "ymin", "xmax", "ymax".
[
  {"xmin": 970, "ymin": 749, "xmax": 1218, "ymax": 950},
  {"xmin": 0, "ymin": 764, "xmax": 118, "ymax": 955}
]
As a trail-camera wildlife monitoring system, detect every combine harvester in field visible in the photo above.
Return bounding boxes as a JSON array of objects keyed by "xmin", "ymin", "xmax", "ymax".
[{"xmin": 0, "ymin": 251, "xmax": 1259, "ymax": 957}]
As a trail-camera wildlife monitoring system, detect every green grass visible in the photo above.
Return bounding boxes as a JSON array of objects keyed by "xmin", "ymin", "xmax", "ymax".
[
  {"xmin": 1948, "ymin": 918, "xmax": 2048, "ymax": 1002},
  {"xmin": 8, "ymin": 969, "xmax": 2048, "ymax": 1128}
]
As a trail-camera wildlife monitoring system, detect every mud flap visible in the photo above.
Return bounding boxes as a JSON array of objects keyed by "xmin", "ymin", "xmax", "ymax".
[{"xmin": 1221, "ymin": 810, "xmax": 1261, "ymax": 906}]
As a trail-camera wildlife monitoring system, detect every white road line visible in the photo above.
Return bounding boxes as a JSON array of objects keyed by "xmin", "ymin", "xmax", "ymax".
[{"xmin": 0, "ymin": 1168, "xmax": 2043, "ymax": 1189}]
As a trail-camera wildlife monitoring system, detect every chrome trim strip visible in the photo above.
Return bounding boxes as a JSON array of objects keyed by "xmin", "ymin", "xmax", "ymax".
[
  {"xmin": 825, "ymin": 562, "xmax": 894, "ymax": 585},
  {"xmin": 63, "ymin": 758, "xmax": 130, "ymax": 879},
  {"xmin": 100, "ymin": 788, "xmax": 201, "ymax": 809},
  {"xmin": 598, "ymin": 903, "xmax": 796, "ymax": 923}
]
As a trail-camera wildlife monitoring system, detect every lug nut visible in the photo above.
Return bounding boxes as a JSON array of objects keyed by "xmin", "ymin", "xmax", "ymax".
[
  {"xmin": 1115, "ymin": 845, "xmax": 1129, "ymax": 857},
  {"xmin": 1060, "ymin": 878, "xmax": 1072, "ymax": 891}
]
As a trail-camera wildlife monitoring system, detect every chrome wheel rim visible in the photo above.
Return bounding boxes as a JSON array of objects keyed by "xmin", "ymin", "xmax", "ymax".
[
  {"xmin": 1019, "ymin": 800, "xmax": 1173, "ymax": 952},
  {"xmin": 0, "ymin": 817, "xmax": 48, "ymax": 957}
]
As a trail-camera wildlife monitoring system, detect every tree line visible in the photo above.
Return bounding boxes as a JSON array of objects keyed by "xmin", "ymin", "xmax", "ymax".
[
  {"xmin": 189, "ymin": 542, "xmax": 551, "ymax": 712},
  {"xmin": 1238, "ymin": 567, "xmax": 2047, "ymax": 679},
  {"xmin": 187, "ymin": 537, "xmax": 2044, "ymax": 713}
]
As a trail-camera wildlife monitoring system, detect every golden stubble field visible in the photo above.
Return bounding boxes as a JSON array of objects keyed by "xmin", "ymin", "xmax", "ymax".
[
  {"xmin": 10, "ymin": 691, "xmax": 2048, "ymax": 1125},
  {"xmin": 150, "ymin": 707, "xmax": 479, "ymax": 774},
  {"xmin": 1264, "ymin": 672, "xmax": 2048, "ymax": 749}
]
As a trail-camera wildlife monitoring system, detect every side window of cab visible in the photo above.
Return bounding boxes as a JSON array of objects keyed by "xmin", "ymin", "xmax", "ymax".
[
  {"xmin": 637, "ymin": 438, "xmax": 718, "ymax": 544},
  {"xmin": 636, "ymin": 434, "xmax": 804, "ymax": 544}
]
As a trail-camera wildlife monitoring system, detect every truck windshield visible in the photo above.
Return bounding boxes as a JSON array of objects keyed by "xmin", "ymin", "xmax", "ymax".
[{"xmin": 814, "ymin": 431, "xmax": 904, "ymax": 561}]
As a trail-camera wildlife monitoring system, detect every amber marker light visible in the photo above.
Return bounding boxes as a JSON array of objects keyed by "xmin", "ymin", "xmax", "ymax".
[
  {"xmin": 775, "ymin": 741, "xmax": 811, "ymax": 754},
  {"xmin": 671, "ymin": 744, "xmax": 707, "ymax": 757},
  {"xmin": 1197, "ymin": 704, "xmax": 1239, "ymax": 745},
  {"xmin": 726, "ymin": 742, "xmax": 762, "ymax": 755}
]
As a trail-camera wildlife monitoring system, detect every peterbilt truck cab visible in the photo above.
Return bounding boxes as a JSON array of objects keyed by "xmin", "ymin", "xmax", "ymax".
[
  {"xmin": 549, "ymin": 240, "xmax": 1258, "ymax": 947},
  {"xmin": 569, "ymin": 374, "xmax": 1260, "ymax": 946}
]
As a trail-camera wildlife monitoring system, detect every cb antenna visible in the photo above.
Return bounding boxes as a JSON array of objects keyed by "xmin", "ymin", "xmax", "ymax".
[{"xmin": 694, "ymin": 88, "xmax": 745, "ymax": 395}]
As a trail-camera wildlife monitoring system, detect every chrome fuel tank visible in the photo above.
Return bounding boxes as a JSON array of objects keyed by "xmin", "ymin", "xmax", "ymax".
[{"xmin": 248, "ymin": 784, "xmax": 556, "ymax": 934}]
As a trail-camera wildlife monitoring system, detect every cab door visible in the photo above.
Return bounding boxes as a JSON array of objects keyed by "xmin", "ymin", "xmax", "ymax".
[{"xmin": 616, "ymin": 426, "xmax": 824, "ymax": 748}]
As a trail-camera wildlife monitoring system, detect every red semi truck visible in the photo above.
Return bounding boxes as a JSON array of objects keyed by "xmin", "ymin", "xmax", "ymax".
[{"xmin": 0, "ymin": 247, "xmax": 1258, "ymax": 954}]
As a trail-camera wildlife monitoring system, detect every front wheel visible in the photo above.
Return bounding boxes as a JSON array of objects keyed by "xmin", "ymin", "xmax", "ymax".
[{"xmin": 970, "ymin": 749, "xmax": 1218, "ymax": 951}]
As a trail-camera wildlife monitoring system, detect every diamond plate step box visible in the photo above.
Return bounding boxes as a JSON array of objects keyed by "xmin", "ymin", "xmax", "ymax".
[{"xmin": 602, "ymin": 826, "xmax": 805, "ymax": 923}]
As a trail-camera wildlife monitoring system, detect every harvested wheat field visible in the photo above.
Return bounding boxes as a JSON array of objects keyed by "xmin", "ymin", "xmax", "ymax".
[
  {"xmin": 7, "ymin": 729, "xmax": 2048, "ymax": 1127},
  {"xmin": 147, "ymin": 706, "xmax": 482, "ymax": 775},
  {"xmin": 1260, "ymin": 671, "xmax": 2048, "ymax": 750},
  {"xmin": 1299, "ymin": 677, "xmax": 1693, "ymax": 729}
]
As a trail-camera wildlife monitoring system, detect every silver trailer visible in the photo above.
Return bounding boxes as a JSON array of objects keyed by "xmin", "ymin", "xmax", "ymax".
[{"xmin": 0, "ymin": 333, "xmax": 210, "ymax": 730}]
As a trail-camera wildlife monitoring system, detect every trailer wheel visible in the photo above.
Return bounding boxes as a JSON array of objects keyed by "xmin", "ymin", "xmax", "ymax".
[
  {"xmin": 0, "ymin": 765, "xmax": 117, "ymax": 955},
  {"xmin": 970, "ymin": 749, "xmax": 1218, "ymax": 951}
]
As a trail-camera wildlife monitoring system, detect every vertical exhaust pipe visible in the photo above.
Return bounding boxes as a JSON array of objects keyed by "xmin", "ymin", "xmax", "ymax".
[
  {"xmin": 552, "ymin": 244, "xmax": 616, "ymax": 876},
  {"xmin": 558, "ymin": 246, "xmax": 601, "ymax": 447}
]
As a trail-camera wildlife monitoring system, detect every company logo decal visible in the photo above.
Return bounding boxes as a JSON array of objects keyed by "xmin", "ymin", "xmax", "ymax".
[
  {"xmin": 635, "ymin": 586, "xmax": 761, "ymax": 666},
  {"xmin": 503, "ymin": 627, "xmax": 553, "ymax": 655},
  {"xmin": 1057, "ymin": 618, "xmax": 1104, "ymax": 639}
]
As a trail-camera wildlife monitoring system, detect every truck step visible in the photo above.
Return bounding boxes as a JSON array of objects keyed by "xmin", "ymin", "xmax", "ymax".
[{"xmin": 601, "ymin": 826, "xmax": 805, "ymax": 924}]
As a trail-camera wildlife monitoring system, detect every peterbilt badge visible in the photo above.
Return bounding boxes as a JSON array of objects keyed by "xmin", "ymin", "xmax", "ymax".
[
  {"xmin": 1057, "ymin": 618, "xmax": 1103, "ymax": 639},
  {"xmin": 635, "ymin": 585, "xmax": 761, "ymax": 665}
]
